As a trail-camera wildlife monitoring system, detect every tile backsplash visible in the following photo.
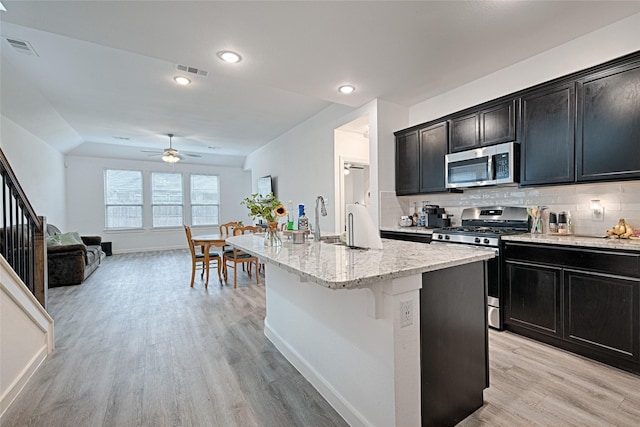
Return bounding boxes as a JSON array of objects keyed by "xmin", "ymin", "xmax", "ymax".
[{"xmin": 380, "ymin": 180, "xmax": 640, "ymax": 236}]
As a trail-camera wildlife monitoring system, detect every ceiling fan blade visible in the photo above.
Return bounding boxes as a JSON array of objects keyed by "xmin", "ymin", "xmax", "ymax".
[
  {"xmin": 141, "ymin": 150, "xmax": 161, "ymax": 154},
  {"xmin": 183, "ymin": 153, "xmax": 202, "ymax": 158}
]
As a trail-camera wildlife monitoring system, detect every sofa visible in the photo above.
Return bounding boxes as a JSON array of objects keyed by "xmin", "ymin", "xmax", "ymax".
[{"xmin": 46, "ymin": 225, "xmax": 105, "ymax": 287}]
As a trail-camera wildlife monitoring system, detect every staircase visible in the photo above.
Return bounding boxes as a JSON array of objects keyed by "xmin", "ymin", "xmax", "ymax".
[
  {"xmin": 0, "ymin": 148, "xmax": 54, "ymax": 418},
  {"xmin": 0, "ymin": 148, "xmax": 47, "ymax": 308}
]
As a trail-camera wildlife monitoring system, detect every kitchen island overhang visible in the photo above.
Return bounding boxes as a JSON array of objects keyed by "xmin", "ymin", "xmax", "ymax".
[{"xmin": 226, "ymin": 235, "xmax": 495, "ymax": 427}]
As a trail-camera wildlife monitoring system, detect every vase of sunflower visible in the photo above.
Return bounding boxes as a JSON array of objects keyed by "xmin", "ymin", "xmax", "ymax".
[{"xmin": 241, "ymin": 192, "xmax": 287, "ymax": 246}]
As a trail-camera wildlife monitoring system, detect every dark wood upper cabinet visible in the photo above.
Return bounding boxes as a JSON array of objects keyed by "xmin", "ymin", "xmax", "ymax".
[
  {"xmin": 395, "ymin": 130, "xmax": 420, "ymax": 195},
  {"xmin": 521, "ymin": 83, "xmax": 576, "ymax": 186},
  {"xmin": 449, "ymin": 113, "xmax": 478, "ymax": 152},
  {"xmin": 480, "ymin": 99, "xmax": 517, "ymax": 146},
  {"xmin": 577, "ymin": 60, "xmax": 640, "ymax": 182},
  {"xmin": 419, "ymin": 122, "xmax": 448, "ymax": 193},
  {"xmin": 395, "ymin": 51, "xmax": 640, "ymax": 190},
  {"xmin": 450, "ymin": 99, "xmax": 517, "ymax": 153}
]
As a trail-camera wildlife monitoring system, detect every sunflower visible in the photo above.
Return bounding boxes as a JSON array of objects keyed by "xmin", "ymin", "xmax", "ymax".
[{"xmin": 275, "ymin": 205, "xmax": 287, "ymax": 217}]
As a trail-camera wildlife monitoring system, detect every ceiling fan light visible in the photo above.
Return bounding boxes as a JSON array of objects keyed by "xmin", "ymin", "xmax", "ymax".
[
  {"xmin": 217, "ymin": 50, "xmax": 242, "ymax": 63},
  {"xmin": 162, "ymin": 153, "xmax": 180, "ymax": 163},
  {"xmin": 174, "ymin": 76, "xmax": 191, "ymax": 85}
]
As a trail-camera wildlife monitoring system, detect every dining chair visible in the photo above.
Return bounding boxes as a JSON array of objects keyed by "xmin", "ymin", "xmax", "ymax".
[
  {"xmin": 223, "ymin": 225, "xmax": 261, "ymax": 288},
  {"xmin": 218, "ymin": 221, "xmax": 240, "ymax": 253},
  {"xmin": 184, "ymin": 225, "xmax": 222, "ymax": 287}
]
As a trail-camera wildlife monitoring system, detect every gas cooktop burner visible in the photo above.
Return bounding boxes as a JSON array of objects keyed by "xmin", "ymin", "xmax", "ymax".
[
  {"xmin": 431, "ymin": 206, "xmax": 530, "ymax": 247},
  {"xmin": 437, "ymin": 226, "xmax": 527, "ymax": 236}
]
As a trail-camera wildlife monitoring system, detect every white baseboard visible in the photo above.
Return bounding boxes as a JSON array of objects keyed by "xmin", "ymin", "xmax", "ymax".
[
  {"xmin": 264, "ymin": 318, "xmax": 371, "ymax": 427},
  {"xmin": 0, "ymin": 345, "xmax": 48, "ymax": 419}
]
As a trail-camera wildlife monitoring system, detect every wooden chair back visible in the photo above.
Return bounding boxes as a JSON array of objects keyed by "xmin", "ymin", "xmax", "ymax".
[
  {"xmin": 233, "ymin": 225, "xmax": 262, "ymax": 236},
  {"xmin": 184, "ymin": 225, "xmax": 197, "ymax": 257},
  {"xmin": 219, "ymin": 221, "xmax": 239, "ymax": 235}
]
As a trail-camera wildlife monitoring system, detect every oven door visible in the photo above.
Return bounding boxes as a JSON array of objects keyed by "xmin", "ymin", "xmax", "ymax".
[{"xmin": 445, "ymin": 148, "xmax": 494, "ymax": 188}]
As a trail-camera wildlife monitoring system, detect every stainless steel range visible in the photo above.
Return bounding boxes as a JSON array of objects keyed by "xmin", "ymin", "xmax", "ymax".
[{"xmin": 432, "ymin": 206, "xmax": 530, "ymax": 330}]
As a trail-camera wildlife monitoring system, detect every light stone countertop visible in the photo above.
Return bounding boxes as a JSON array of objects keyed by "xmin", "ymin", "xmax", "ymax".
[
  {"xmin": 226, "ymin": 234, "xmax": 495, "ymax": 289},
  {"xmin": 379, "ymin": 226, "xmax": 434, "ymax": 234},
  {"xmin": 502, "ymin": 233, "xmax": 640, "ymax": 252}
]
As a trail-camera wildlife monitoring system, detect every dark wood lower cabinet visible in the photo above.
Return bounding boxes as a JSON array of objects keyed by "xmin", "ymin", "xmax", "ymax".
[
  {"xmin": 503, "ymin": 241, "xmax": 640, "ymax": 374},
  {"xmin": 564, "ymin": 270, "xmax": 639, "ymax": 363},
  {"xmin": 506, "ymin": 261, "xmax": 562, "ymax": 337},
  {"xmin": 421, "ymin": 261, "xmax": 488, "ymax": 426}
]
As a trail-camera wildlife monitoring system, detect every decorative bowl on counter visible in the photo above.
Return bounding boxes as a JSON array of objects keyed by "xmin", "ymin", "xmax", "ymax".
[{"xmin": 399, "ymin": 216, "xmax": 413, "ymax": 227}]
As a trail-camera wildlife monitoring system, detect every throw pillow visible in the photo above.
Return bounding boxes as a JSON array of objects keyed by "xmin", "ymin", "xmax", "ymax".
[{"xmin": 46, "ymin": 232, "xmax": 83, "ymax": 247}]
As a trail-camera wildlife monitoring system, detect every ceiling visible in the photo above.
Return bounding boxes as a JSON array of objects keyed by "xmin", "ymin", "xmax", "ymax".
[{"xmin": 1, "ymin": 1, "xmax": 639, "ymax": 166}]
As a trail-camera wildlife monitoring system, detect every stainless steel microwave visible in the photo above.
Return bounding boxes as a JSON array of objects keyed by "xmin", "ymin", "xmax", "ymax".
[{"xmin": 445, "ymin": 142, "xmax": 519, "ymax": 189}]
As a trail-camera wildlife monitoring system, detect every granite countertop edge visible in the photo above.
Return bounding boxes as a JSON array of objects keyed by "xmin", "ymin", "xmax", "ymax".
[
  {"xmin": 226, "ymin": 235, "xmax": 494, "ymax": 290},
  {"xmin": 502, "ymin": 234, "xmax": 640, "ymax": 252},
  {"xmin": 379, "ymin": 226, "xmax": 435, "ymax": 235}
]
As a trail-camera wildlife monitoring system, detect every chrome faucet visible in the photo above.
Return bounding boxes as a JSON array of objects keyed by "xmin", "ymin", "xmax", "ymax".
[{"xmin": 314, "ymin": 195, "xmax": 327, "ymax": 241}]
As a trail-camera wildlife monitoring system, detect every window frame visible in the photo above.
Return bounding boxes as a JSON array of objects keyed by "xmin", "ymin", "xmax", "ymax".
[
  {"xmin": 190, "ymin": 173, "xmax": 220, "ymax": 227},
  {"xmin": 103, "ymin": 169, "xmax": 144, "ymax": 230},
  {"xmin": 150, "ymin": 171, "xmax": 184, "ymax": 228}
]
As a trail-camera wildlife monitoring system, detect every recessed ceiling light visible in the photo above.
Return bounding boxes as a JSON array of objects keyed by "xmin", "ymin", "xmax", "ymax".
[
  {"xmin": 338, "ymin": 85, "xmax": 356, "ymax": 94},
  {"xmin": 174, "ymin": 76, "xmax": 191, "ymax": 86},
  {"xmin": 217, "ymin": 50, "xmax": 242, "ymax": 63}
]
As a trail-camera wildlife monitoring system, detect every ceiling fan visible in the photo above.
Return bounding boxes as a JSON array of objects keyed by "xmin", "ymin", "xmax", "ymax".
[{"xmin": 141, "ymin": 133, "xmax": 202, "ymax": 163}]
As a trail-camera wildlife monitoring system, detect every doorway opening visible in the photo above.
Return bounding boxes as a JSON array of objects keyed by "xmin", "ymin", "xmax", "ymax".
[{"xmin": 334, "ymin": 115, "xmax": 370, "ymax": 233}]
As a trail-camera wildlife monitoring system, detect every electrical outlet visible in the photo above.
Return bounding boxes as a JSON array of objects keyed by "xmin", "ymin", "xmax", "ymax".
[{"xmin": 400, "ymin": 300, "xmax": 413, "ymax": 327}]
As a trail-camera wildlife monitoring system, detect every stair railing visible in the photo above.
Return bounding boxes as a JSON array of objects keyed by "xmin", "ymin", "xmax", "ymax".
[{"xmin": 0, "ymin": 148, "xmax": 47, "ymax": 309}]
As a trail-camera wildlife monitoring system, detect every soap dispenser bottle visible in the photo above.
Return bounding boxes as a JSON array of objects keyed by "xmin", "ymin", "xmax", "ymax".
[{"xmin": 298, "ymin": 204, "xmax": 309, "ymax": 230}]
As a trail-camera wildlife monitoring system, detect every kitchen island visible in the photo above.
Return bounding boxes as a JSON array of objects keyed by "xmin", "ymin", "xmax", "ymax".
[{"xmin": 226, "ymin": 234, "xmax": 495, "ymax": 427}]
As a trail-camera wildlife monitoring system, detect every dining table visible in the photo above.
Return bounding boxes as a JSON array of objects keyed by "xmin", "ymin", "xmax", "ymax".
[{"xmin": 191, "ymin": 233, "xmax": 228, "ymax": 286}]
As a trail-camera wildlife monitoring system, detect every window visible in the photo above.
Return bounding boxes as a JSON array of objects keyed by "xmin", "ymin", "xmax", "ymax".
[
  {"xmin": 151, "ymin": 172, "xmax": 183, "ymax": 227},
  {"xmin": 104, "ymin": 169, "xmax": 143, "ymax": 229},
  {"xmin": 190, "ymin": 174, "xmax": 219, "ymax": 225}
]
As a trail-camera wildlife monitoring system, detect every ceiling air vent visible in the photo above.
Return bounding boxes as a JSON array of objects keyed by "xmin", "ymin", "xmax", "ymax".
[
  {"xmin": 176, "ymin": 64, "xmax": 208, "ymax": 77},
  {"xmin": 5, "ymin": 37, "xmax": 38, "ymax": 56}
]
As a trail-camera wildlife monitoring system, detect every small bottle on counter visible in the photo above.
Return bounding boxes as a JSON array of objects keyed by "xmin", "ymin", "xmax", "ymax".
[
  {"xmin": 419, "ymin": 201, "xmax": 428, "ymax": 227},
  {"xmin": 298, "ymin": 209, "xmax": 309, "ymax": 231},
  {"xmin": 557, "ymin": 212, "xmax": 568, "ymax": 234},
  {"xmin": 287, "ymin": 200, "xmax": 294, "ymax": 230},
  {"xmin": 548, "ymin": 212, "xmax": 558, "ymax": 233},
  {"xmin": 412, "ymin": 202, "xmax": 419, "ymax": 226}
]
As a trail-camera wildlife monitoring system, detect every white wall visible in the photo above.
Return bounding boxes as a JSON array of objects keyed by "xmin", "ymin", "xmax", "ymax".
[
  {"xmin": 409, "ymin": 13, "xmax": 640, "ymax": 126},
  {"xmin": 0, "ymin": 116, "xmax": 67, "ymax": 228},
  {"xmin": 244, "ymin": 99, "xmax": 410, "ymax": 234},
  {"xmin": 245, "ymin": 103, "xmax": 372, "ymax": 234},
  {"xmin": 65, "ymin": 155, "xmax": 251, "ymax": 253}
]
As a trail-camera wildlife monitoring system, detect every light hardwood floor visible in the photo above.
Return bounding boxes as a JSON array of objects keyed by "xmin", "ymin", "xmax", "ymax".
[{"xmin": 3, "ymin": 250, "xmax": 639, "ymax": 426}]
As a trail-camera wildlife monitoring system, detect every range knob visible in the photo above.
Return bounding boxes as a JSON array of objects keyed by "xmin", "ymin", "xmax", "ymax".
[
  {"xmin": 437, "ymin": 234, "xmax": 443, "ymax": 240},
  {"xmin": 483, "ymin": 238, "xmax": 490, "ymax": 244},
  {"xmin": 444, "ymin": 235, "xmax": 450, "ymax": 240},
  {"xmin": 474, "ymin": 237, "xmax": 481, "ymax": 244}
]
